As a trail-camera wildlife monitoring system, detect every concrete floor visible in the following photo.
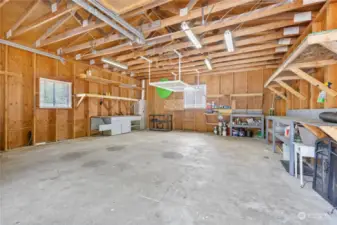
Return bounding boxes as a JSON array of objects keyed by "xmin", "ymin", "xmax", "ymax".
[{"xmin": 1, "ymin": 131, "xmax": 336, "ymax": 225}]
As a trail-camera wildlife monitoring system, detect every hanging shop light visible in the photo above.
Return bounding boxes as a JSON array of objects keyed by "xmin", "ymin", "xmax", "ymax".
[
  {"xmin": 101, "ymin": 57, "xmax": 128, "ymax": 70},
  {"xmin": 224, "ymin": 30, "xmax": 235, "ymax": 52},
  {"xmin": 181, "ymin": 22, "xmax": 202, "ymax": 49}
]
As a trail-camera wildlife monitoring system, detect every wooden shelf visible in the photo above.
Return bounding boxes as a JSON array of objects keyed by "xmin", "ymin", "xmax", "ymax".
[
  {"xmin": 77, "ymin": 74, "xmax": 120, "ymax": 85},
  {"xmin": 230, "ymin": 93, "xmax": 263, "ymax": 97},
  {"xmin": 214, "ymin": 109, "xmax": 232, "ymax": 114},
  {"xmin": 75, "ymin": 93, "xmax": 139, "ymax": 108},
  {"xmin": 77, "ymin": 74, "xmax": 142, "ymax": 91},
  {"xmin": 207, "ymin": 94, "xmax": 224, "ymax": 98},
  {"xmin": 206, "ymin": 123, "xmax": 218, "ymax": 126},
  {"xmin": 264, "ymin": 29, "xmax": 337, "ymax": 98}
]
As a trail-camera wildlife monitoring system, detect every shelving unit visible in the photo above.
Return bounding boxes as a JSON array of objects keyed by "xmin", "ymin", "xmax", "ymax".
[
  {"xmin": 75, "ymin": 93, "xmax": 139, "ymax": 108},
  {"xmin": 266, "ymin": 115, "xmax": 337, "ymax": 176},
  {"xmin": 230, "ymin": 113, "xmax": 264, "ymax": 138}
]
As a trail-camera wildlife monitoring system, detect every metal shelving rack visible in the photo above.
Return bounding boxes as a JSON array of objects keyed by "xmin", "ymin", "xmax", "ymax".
[{"xmin": 230, "ymin": 113, "xmax": 264, "ymax": 138}]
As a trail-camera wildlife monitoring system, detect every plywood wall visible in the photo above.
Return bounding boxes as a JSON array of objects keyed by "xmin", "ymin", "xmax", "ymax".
[
  {"xmin": 0, "ymin": 45, "xmax": 140, "ymax": 151},
  {"xmin": 147, "ymin": 68, "xmax": 286, "ymax": 133}
]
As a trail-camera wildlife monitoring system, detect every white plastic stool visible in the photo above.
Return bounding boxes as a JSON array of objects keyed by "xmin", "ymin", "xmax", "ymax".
[{"xmin": 293, "ymin": 142, "xmax": 315, "ymax": 187}]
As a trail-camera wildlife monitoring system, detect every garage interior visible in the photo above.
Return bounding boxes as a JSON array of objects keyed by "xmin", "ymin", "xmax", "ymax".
[{"xmin": 1, "ymin": 0, "xmax": 337, "ymax": 224}]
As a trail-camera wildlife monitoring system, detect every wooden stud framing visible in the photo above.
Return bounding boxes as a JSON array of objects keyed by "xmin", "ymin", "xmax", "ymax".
[
  {"xmin": 35, "ymin": 13, "xmax": 73, "ymax": 47},
  {"xmin": 276, "ymin": 80, "xmax": 306, "ymax": 100},
  {"xmin": 11, "ymin": 4, "xmax": 80, "ymax": 38},
  {"xmin": 289, "ymin": 67, "xmax": 337, "ymax": 97},
  {"xmin": 32, "ymin": 53, "xmax": 37, "ymax": 145},
  {"xmin": 6, "ymin": 0, "xmax": 40, "ymax": 39},
  {"xmin": 0, "ymin": 0, "xmax": 10, "ymax": 9},
  {"xmin": 268, "ymin": 86, "xmax": 287, "ymax": 100},
  {"xmin": 4, "ymin": 45, "xmax": 8, "ymax": 150}
]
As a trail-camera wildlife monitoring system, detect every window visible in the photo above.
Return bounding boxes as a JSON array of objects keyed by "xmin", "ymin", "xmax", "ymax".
[
  {"xmin": 184, "ymin": 84, "xmax": 207, "ymax": 109},
  {"xmin": 39, "ymin": 78, "xmax": 72, "ymax": 108}
]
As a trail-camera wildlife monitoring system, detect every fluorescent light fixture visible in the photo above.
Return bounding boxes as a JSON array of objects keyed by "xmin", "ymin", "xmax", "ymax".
[
  {"xmin": 181, "ymin": 22, "xmax": 202, "ymax": 49},
  {"xmin": 101, "ymin": 57, "xmax": 128, "ymax": 70},
  {"xmin": 224, "ymin": 30, "xmax": 235, "ymax": 52},
  {"xmin": 204, "ymin": 58, "xmax": 213, "ymax": 70}
]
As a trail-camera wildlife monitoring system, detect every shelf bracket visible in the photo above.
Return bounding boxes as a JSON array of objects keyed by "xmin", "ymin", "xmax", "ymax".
[{"xmin": 76, "ymin": 95, "xmax": 85, "ymax": 108}]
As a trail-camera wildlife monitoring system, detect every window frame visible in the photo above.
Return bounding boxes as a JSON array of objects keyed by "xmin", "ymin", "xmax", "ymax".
[
  {"xmin": 39, "ymin": 78, "xmax": 72, "ymax": 109},
  {"xmin": 184, "ymin": 84, "xmax": 207, "ymax": 109}
]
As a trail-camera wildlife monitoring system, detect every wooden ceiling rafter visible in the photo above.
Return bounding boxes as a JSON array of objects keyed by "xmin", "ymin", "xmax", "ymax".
[
  {"xmin": 0, "ymin": 0, "xmax": 10, "ymax": 9},
  {"xmin": 6, "ymin": 0, "xmax": 41, "ymax": 39},
  {"xmin": 94, "ymin": 0, "xmax": 323, "ymax": 63},
  {"xmin": 110, "ymin": 16, "xmax": 313, "ymax": 64},
  {"xmin": 9, "ymin": 3, "xmax": 81, "ymax": 39}
]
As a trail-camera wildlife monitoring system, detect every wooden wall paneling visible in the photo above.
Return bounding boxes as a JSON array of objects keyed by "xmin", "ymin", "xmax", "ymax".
[
  {"xmin": 247, "ymin": 70, "xmax": 263, "ymax": 110},
  {"xmin": 72, "ymin": 63, "xmax": 76, "ymax": 138},
  {"xmin": 8, "ymin": 47, "xmax": 33, "ymax": 149},
  {"xmin": 299, "ymin": 79, "xmax": 310, "ymax": 109},
  {"xmin": 4, "ymin": 45, "xmax": 8, "ymax": 150},
  {"xmin": 32, "ymin": 53, "xmax": 37, "ymax": 144},
  {"xmin": 0, "ymin": 46, "xmax": 4, "ymax": 150},
  {"xmin": 74, "ymin": 63, "xmax": 88, "ymax": 138},
  {"xmin": 233, "ymin": 72, "xmax": 248, "ymax": 109},
  {"xmin": 310, "ymin": 68, "xmax": 325, "ymax": 109},
  {"xmin": 88, "ymin": 68, "xmax": 99, "ymax": 135},
  {"xmin": 57, "ymin": 60, "xmax": 73, "ymax": 141},
  {"xmin": 0, "ymin": 7, "xmax": 3, "ymax": 150},
  {"xmin": 36, "ymin": 55, "xmax": 57, "ymax": 143},
  {"xmin": 324, "ymin": 2, "xmax": 337, "ymax": 109},
  {"xmin": 220, "ymin": 73, "xmax": 233, "ymax": 107},
  {"xmin": 290, "ymin": 81, "xmax": 300, "ymax": 110}
]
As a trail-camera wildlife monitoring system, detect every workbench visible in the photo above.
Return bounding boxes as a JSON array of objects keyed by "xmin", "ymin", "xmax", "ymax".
[{"xmin": 266, "ymin": 116, "xmax": 337, "ymax": 176}]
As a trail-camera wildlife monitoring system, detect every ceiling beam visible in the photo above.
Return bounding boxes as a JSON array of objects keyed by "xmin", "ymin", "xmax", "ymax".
[
  {"xmin": 6, "ymin": 0, "xmax": 40, "ymax": 39},
  {"xmin": 0, "ymin": 0, "xmax": 10, "ymax": 9},
  {"xmin": 142, "ymin": 0, "xmax": 256, "ymax": 33},
  {"xmin": 131, "ymin": 49, "xmax": 279, "ymax": 71},
  {"xmin": 122, "ymin": 0, "xmax": 173, "ymax": 18},
  {"xmin": 38, "ymin": 22, "xmax": 106, "ymax": 47},
  {"xmin": 129, "ymin": 32, "xmax": 296, "ymax": 70},
  {"xmin": 138, "ymin": 63, "xmax": 278, "ymax": 79},
  {"xmin": 68, "ymin": 0, "xmax": 256, "ymax": 58},
  {"xmin": 35, "ymin": 12, "xmax": 73, "ymax": 47},
  {"xmin": 113, "ymin": 15, "xmax": 311, "ymax": 63},
  {"xmin": 276, "ymin": 80, "xmax": 306, "ymax": 100},
  {"xmin": 137, "ymin": 56, "xmax": 281, "ymax": 76},
  {"xmin": 289, "ymin": 67, "xmax": 337, "ymax": 97},
  {"xmin": 133, "ymin": 50, "xmax": 282, "ymax": 73},
  {"xmin": 10, "ymin": 4, "xmax": 80, "ymax": 38},
  {"xmin": 180, "ymin": 0, "xmax": 199, "ymax": 16},
  {"xmin": 101, "ymin": 0, "xmax": 320, "ymax": 61}
]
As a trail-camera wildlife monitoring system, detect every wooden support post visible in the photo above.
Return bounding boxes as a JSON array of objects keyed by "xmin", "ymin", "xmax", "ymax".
[
  {"xmin": 4, "ymin": 45, "xmax": 8, "ymax": 150},
  {"xmin": 55, "ymin": 60, "xmax": 58, "ymax": 142},
  {"xmin": 32, "ymin": 53, "xmax": 37, "ymax": 145},
  {"xmin": 276, "ymin": 80, "xmax": 306, "ymax": 100},
  {"xmin": 289, "ymin": 67, "xmax": 337, "ymax": 97},
  {"xmin": 72, "ymin": 63, "xmax": 76, "ymax": 139},
  {"xmin": 324, "ymin": 2, "xmax": 337, "ymax": 108}
]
